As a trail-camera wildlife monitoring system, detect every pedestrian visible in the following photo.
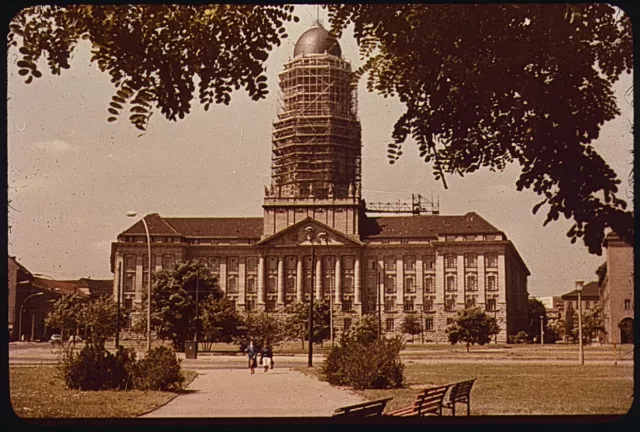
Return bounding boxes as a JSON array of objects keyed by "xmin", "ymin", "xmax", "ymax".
[
  {"xmin": 260, "ymin": 345, "xmax": 273, "ymax": 373},
  {"xmin": 246, "ymin": 341, "xmax": 258, "ymax": 374}
]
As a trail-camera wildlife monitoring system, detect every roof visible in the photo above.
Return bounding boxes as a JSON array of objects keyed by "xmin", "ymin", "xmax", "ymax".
[
  {"xmin": 31, "ymin": 277, "xmax": 90, "ymax": 297},
  {"xmin": 360, "ymin": 212, "xmax": 502, "ymax": 239},
  {"xmin": 560, "ymin": 281, "xmax": 600, "ymax": 300},
  {"xmin": 78, "ymin": 278, "xmax": 113, "ymax": 295},
  {"xmin": 293, "ymin": 26, "xmax": 341, "ymax": 58},
  {"xmin": 121, "ymin": 214, "xmax": 263, "ymax": 238},
  {"xmin": 8, "ymin": 256, "xmax": 33, "ymax": 278}
]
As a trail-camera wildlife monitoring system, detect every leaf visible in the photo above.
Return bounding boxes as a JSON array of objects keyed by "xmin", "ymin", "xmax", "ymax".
[{"xmin": 107, "ymin": 116, "xmax": 117, "ymax": 122}]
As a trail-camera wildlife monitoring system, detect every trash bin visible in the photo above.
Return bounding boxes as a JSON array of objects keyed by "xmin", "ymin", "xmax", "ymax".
[{"xmin": 185, "ymin": 341, "xmax": 198, "ymax": 359}]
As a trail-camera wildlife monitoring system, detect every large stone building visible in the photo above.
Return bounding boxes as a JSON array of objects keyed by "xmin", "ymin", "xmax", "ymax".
[
  {"xmin": 597, "ymin": 232, "xmax": 634, "ymax": 344},
  {"xmin": 110, "ymin": 26, "xmax": 530, "ymax": 343}
]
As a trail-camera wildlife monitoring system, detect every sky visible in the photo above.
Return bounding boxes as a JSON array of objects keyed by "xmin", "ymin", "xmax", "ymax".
[{"xmin": 7, "ymin": 5, "xmax": 633, "ymax": 297}]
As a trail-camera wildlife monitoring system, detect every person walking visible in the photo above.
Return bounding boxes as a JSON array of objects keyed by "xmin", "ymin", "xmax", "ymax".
[
  {"xmin": 246, "ymin": 341, "xmax": 258, "ymax": 375},
  {"xmin": 260, "ymin": 345, "xmax": 273, "ymax": 373}
]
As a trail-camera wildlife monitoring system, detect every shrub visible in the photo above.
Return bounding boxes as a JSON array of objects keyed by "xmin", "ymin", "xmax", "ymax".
[
  {"xmin": 515, "ymin": 331, "xmax": 529, "ymax": 344},
  {"xmin": 58, "ymin": 344, "xmax": 135, "ymax": 390},
  {"xmin": 135, "ymin": 346, "xmax": 184, "ymax": 391}
]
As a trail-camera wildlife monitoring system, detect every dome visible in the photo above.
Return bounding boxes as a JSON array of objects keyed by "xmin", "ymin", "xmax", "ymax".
[{"xmin": 293, "ymin": 26, "xmax": 341, "ymax": 58}]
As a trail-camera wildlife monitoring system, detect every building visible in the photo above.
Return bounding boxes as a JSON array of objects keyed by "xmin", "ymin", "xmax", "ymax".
[
  {"xmin": 597, "ymin": 232, "xmax": 634, "ymax": 344},
  {"xmin": 531, "ymin": 295, "xmax": 563, "ymax": 322},
  {"xmin": 560, "ymin": 281, "xmax": 600, "ymax": 325},
  {"xmin": 110, "ymin": 25, "xmax": 530, "ymax": 343}
]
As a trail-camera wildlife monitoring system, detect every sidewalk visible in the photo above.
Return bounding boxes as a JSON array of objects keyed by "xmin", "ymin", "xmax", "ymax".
[{"xmin": 143, "ymin": 367, "xmax": 364, "ymax": 417}]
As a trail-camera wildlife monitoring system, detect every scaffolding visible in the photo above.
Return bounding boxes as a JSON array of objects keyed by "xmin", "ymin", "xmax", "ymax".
[
  {"xmin": 269, "ymin": 54, "xmax": 362, "ymax": 200},
  {"xmin": 366, "ymin": 194, "xmax": 440, "ymax": 215}
]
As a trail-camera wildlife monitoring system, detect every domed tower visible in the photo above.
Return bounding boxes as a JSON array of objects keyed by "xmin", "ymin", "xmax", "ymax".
[{"xmin": 263, "ymin": 25, "xmax": 362, "ymax": 238}]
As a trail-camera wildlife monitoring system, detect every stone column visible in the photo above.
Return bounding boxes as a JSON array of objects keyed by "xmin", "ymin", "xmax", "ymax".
[
  {"xmin": 277, "ymin": 256, "xmax": 285, "ymax": 305},
  {"xmin": 477, "ymin": 254, "xmax": 486, "ymax": 305},
  {"xmin": 296, "ymin": 257, "xmax": 304, "ymax": 303},
  {"xmin": 396, "ymin": 255, "xmax": 404, "ymax": 308},
  {"xmin": 435, "ymin": 253, "xmax": 444, "ymax": 305},
  {"xmin": 257, "ymin": 256, "xmax": 265, "ymax": 305},
  {"xmin": 416, "ymin": 256, "xmax": 423, "ymax": 307},
  {"xmin": 135, "ymin": 255, "xmax": 143, "ymax": 305},
  {"xmin": 315, "ymin": 257, "xmax": 323, "ymax": 301},
  {"xmin": 497, "ymin": 253, "xmax": 506, "ymax": 304},
  {"xmin": 238, "ymin": 257, "xmax": 246, "ymax": 306},
  {"xmin": 335, "ymin": 256, "xmax": 342, "ymax": 305},
  {"xmin": 354, "ymin": 255, "xmax": 361, "ymax": 305},
  {"xmin": 457, "ymin": 254, "xmax": 465, "ymax": 306},
  {"xmin": 220, "ymin": 258, "xmax": 227, "ymax": 294}
]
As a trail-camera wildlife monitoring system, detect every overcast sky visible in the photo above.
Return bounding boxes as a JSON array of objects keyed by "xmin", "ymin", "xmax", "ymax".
[{"xmin": 7, "ymin": 5, "xmax": 633, "ymax": 297}]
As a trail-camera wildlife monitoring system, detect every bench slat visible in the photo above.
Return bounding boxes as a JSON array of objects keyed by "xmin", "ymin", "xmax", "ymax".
[{"xmin": 333, "ymin": 397, "xmax": 393, "ymax": 417}]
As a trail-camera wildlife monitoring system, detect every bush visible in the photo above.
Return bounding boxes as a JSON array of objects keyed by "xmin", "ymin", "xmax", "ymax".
[
  {"xmin": 135, "ymin": 346, "xmax": 184, "ymax": 391},
  {"xmin": 322, "ymin": 316, "xmax": 404, "ymax": 390},
  {"xmin": 515, "ymin": 331, "xmax": 529, "ymax": 344},
  {"xmin": 58, "ymin": 344, "xmax": 136, "ymax": 391}
]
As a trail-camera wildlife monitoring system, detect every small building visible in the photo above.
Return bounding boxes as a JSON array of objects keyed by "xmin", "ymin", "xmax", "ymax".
[{"xmin": 598, "ymin": 232, "xmax": 634, "ymax": 344}]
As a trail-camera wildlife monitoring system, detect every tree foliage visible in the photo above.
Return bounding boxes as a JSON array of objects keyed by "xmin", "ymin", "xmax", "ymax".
[
  {"xmin": 446, "ymin": 307, "xmax": 500, "ymax": 351},
  {"xmin": 199, "ymin": 296, "xmax": 243, "ymax": 348},
  {"xmin": 233, "ymin": 311, "xmax": 287, "ymax": 352},
  {"xmin": 135, "ymin": 260, "xmax": 221, "ymax": 351},
  {"xmin": 326, "ymin": 4, "xmax": 633, "ymax": 255},
  {"xmin": 284, "ymin": 299, "xmax": 331, "ymax": 346},
  {"xmin": 9, "ymin": 5, "xmax": 633, "ymax": 254},
  {"xmin": 527, "ymin": 298, "xmax": 547, "ymax": 343},
  {"xmin": 400, "ymin": 314, "xmax": 422, "ymax": 342},
  {"xmin": 45, "ymin": 294, "xmax": 84, "ymax": 341},
  {"xmin": 8, "ymin": 5, "xmax": 298, "ymax": 130},
  {"xmin": 565, "ymin": 305, "xmax": 606, "ymax": 345},
  {"xmin": 79, "ymin": 296, "xmax": 125, "ymax": 347}
]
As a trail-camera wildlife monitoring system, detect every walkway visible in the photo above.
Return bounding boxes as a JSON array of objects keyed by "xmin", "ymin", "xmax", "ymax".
[{"xmin": 143, "ymin": 366, "xmax": 364, "ymax": 417}]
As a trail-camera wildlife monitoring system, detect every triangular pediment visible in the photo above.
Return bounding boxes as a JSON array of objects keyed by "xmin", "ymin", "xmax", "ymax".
[{"xmin": 257, "ymin": 217, "xmax": 364, "ymax": 247}]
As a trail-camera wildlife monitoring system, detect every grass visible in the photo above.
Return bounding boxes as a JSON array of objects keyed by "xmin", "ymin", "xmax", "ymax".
[
  {"xmin": 352, "ymin": 363, "xmax": 633, "ymax": 415},
  {"xmin": 9, "ymin": 366, "xmax": 197, "ymax": 418}
]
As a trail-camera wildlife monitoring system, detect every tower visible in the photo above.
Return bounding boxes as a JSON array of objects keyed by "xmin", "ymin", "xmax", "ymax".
[{"xmin": 263, "ymin": 25, "xmax": 362, "ymax": 238}]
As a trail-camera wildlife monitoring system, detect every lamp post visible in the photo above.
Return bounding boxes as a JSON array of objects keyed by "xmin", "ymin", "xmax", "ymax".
[
  {"xmin": 420, "ymin": 306, "xmax": 424, "ymax": 344},
  {"xmin": 305, "ymin": 227, "xmax": 315, "ymax": 367},
  {"xmin": 127, "ymin": 211, "xmax": 152, "ymax": 352},
  {"xmin": 318, "ymin": 232, "xmax": 333, "ymax": 347},
  {"xmin": 575, "ymin": 280, "xmax": 584, "ymax": 365},
  {"xmin": 540, "ymin": 314, "xmax": 544, "ymax": 345},
  {"xmin": 377, "ymin": 271, "xmax": 382, "ymax": 339},
  {"xmin": 19, "ymin": 292, "xmax": 43, "ymax": 342}
]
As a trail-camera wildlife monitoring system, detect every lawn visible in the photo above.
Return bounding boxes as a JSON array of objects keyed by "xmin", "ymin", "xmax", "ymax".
[
  {"xmin": 9, "ymin": 366, "xmax": 197, "ymax": 418},
  {"xmin": 298, "ymin": 362, "xmax": 634, "ymax": 416}
]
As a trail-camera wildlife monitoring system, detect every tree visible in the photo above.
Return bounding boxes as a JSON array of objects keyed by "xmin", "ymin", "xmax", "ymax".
[
  {"xmin": 341, "ymin": 314, "xmax": 379, "ymax": 346},
  {"xmin": 326, "ymin": 4, "xmax": 633, "ymax": 255},
  {"xmin": 400, "ymin": 315, "xmax": 422, "ymax": 342},
  {"xmin": 566, "ymin": 305, "xmax": 606, "ymax": 345},
  {"xmin": 283, "ymin": 299, "xmax": 331, "ymax": 347},
  {"xmin": 199, "ymin": 296, "xmax": 243, "ymax": 349},
  {"xmin": 564, "ymin": 308, "xmax": 575, "ymax": 342},
  {"xmin": 446, "ymin": 307, "xmax": 500, "ymax": 352},
  {"xmin": 9, "ymin": 5, "xmax": 633, "ymax": 254},
  {"xmin": 233, "ymin": 311, "xmax": 287, "ymax": 352},
  {"xmin": 79, "ymin": 296, "xmax": 124, "ymax": 347},
  {"xmin": 8, "ymin": 5, "xmax": 298, "ymax": 131},
  {"xmin": 527, "ymin": 298, "xmax": 547, "ymax": 343},
  {"xmin": 45, "ymin": 294, "xmax": 84, "ymax": 342},
  {"xmin": 135, "ymin": 260, "xmax": 221, "ymax": 351}
]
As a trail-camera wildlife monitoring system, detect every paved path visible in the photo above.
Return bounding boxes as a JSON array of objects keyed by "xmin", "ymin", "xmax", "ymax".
[{"xmin": 143, "ymin": 367, "xmax": 364, "ymax": 417}]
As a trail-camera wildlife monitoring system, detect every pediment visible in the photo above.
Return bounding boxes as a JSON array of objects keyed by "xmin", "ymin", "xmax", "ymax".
[{"xmin": 257, "ymin": 218, "xmax": 363, "ymax": 247}]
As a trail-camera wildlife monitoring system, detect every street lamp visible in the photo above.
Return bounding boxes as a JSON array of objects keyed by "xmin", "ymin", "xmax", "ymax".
[
  {"xmin": 304, "ymin": 226, "xmax": 316, "ymax": 367},
  {"xmin": 19, "ymin": 292, "xmax": 43, "ymax": 342},
  {"xmin": 540, "ymin": 314, "xmax": 545, "ymax": 345},
  {"xmin": 127, "ymin": 211, "xmax": 152, "ymax": 353},
  {"xmin": 318, "ymin": 232, "xmax": 334, "ymax": 347},
  {"xmin": 575, "ymin": 280, "xmax": 584, "ymax": 365}
]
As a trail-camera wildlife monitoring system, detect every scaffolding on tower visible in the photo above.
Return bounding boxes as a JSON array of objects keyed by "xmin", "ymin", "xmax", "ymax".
[{"xmin": 365, "ymin": 194, "xmax": 440, "ymax": 215}]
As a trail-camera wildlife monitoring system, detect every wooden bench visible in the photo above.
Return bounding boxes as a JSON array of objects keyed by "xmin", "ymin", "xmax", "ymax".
[
  {"xmin": 442, "ymin": 378, "xmax": 476, "ymax": 416},
  {"xmin": 333, "ymin": 397, "xmax": 393, "ymax": 417},
  {"xmin": 385, "ymin": 384, "xmax": 451, "ymax": 417}
]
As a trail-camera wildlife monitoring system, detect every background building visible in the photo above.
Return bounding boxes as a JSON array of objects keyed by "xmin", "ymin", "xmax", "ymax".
[
  {"xmin": 110, "ymin": 25, "xmax": 530, "ymax": 343},
  {"xmin": 598, "ymin": 232, "xmax": 634, "ymax": 344},
  {"xmin": 532, "ymin": 295, "xmax": 563, "ymax": 323}
]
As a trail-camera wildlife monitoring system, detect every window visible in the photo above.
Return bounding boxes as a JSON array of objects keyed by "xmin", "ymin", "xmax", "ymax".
[
  {"xmin": 425, "ymin": 317, "xmax": 434, "ymax": 331},
  {"xmin": 465, "ymin": 235, "xmax": 476, "ymax": 242},
  {"xmin": 227, "ymin": 276, "xmax": 238, "ymax": 293},
  {"xmin": 227, "ymin": 257, "xmax": 239, "ymax": 273},
  {"xmin": 265, "ymin": 299, "xmax": 276, "ymax": 311},
  {"xmin": 124, "ymin": 297, "xmax": 133, "ymax": 311},
  {"xmin": 123, "ymin": 314, "xmax": 133, "ymax": 330},
  {"xmin": 384, "ymin": 299, "xmax": 395, "ymax": 312},
  {"xmin": 466, "ymin": 274, "xmax": 477, "ymax": 291},
  {"xmin": 423, "ymin": 297, "xmax": 434, "ymax": 312},
  {"xmin": 445, "ymin": 235, "xmax": 456, "ymax": 242},
  {"xmin": 465, "ymin": 296, "xmax": 476, "ymax": 308},
  {"xmin": 343, "ymin": 275, "xmax": 354, "ymax": 293},
  {"xmin": 386, "ymin": 318, "xmax": 395, "ymax": 332},
  {"xmin": 142, "ymin": 272, "xmax": 149, "ymax": 288},
  {"xmin": 267, "ymin": 256, "xmax": 278, "ymax": 271},
  {"xmin": 464, "ymin": 253, "xmax": 477, "ymax": 268},
  {"xmin": 245, "ymin": 299, "xmax": 256, "ymax": 311},
  {"xmin": 444, "ymin": 254, "xmax": 457, "ymax": 269},
  {"xmin": 486, "ymin": 274, "xmax": 498, "ymax": 291},
  {"xmin": 267, "ymin": 277, "xmax": 277, "ymax": 293},
  {"xmin": 404, "ymin": 256, "xmax": 416, "ymax": 272},
  {"xmin": 404, "ymin": 276, "xmax": 415, "ymax": 293},
  {"xmin": 585, "ymin": 301, "xmax": 591, "ymax": 310},
  {"xmin": 246, "ymin": 257, "xmax": 258, "ymax": 273},
  {"xmin": 246, "ymin": 277, "xmax": 257, "ymax": 293},
  {"xmin": 445, "ymin": 296, "xmax": 456, "ymax": 312},
  {"xmin": 124, "ymin": 273, "xmax": 135, "ymax": 292},
  {"xmin": 344, "ymin": 318, "xmax": 353, "ymax": 331},
  {"xmin": 446, "ymin": 318, "xmax": 455, "ymax": 326},
  {"xmin": 404, "ymin": 298, "xmax": 415, "ymax": 312},
  {"xmin": 210, "ymin": 257, "xmax": 220, "ymax": 272},
  {"xmin": 384, "ymin": 256, "xmax": 396, "ymax": 272},
  {"xmin": 485, "ymin": 254, "xmax": 498, "ymax": 268},
  {"xmin": 446, "ymin": 274, "xmax": 457, "ymax": 291},
  {"xmin": 162, "ymin": 254, "xmax": 175, "ymax": 269},
  {"xmin": 486, "ymin": 298, "xmax": 497, "ymax": 312},
  {"xmin": 385, "ymin": 274, "xmax": 397, "ymax": 294},
  {"xmin": 342, "ymin": 299, "xmax": 353, "ymax": 311},
  {"xmin": 286, "ymin": 277, "xmax": 296, "ymax": 294},
  {"xmin": 124, "ymin": 255, "xmax": 136, "ymax": 271},
  {"xmin": 424, "ymin": 276, "xmax": 435, "ymax": 293},
  {"xmin": 624, "ymin": 299, "xmax": 631, "ymax": 310},
  {"xmin": 423, "ymin": 255, "xmax": 435, "ymax": 271}
]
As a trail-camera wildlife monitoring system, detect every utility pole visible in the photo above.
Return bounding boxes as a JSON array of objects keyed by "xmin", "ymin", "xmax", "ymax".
[
  {"xmin": 194, "ymin": 268, "xmax": 200, "ymax": 343},
  {"xmin": 540, "ymin": 314, "xmax": 545, "ymax": 345},
  {"xmin": 308, "ymin": 239, "xmax": 315, "ymax": 367}
]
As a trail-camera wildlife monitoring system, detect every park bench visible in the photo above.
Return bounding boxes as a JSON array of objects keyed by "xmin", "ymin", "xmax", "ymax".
[
  {"xmin": 442, "ymin": 378, "xmax": 476, "ymax": 416},
  {"xmin": 333, "ymin": 397, "xmax": 393, "ymax": 417},
  {"xmin": 385, "ymin": 384, "xmax": 451, "ymax": 417}
]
